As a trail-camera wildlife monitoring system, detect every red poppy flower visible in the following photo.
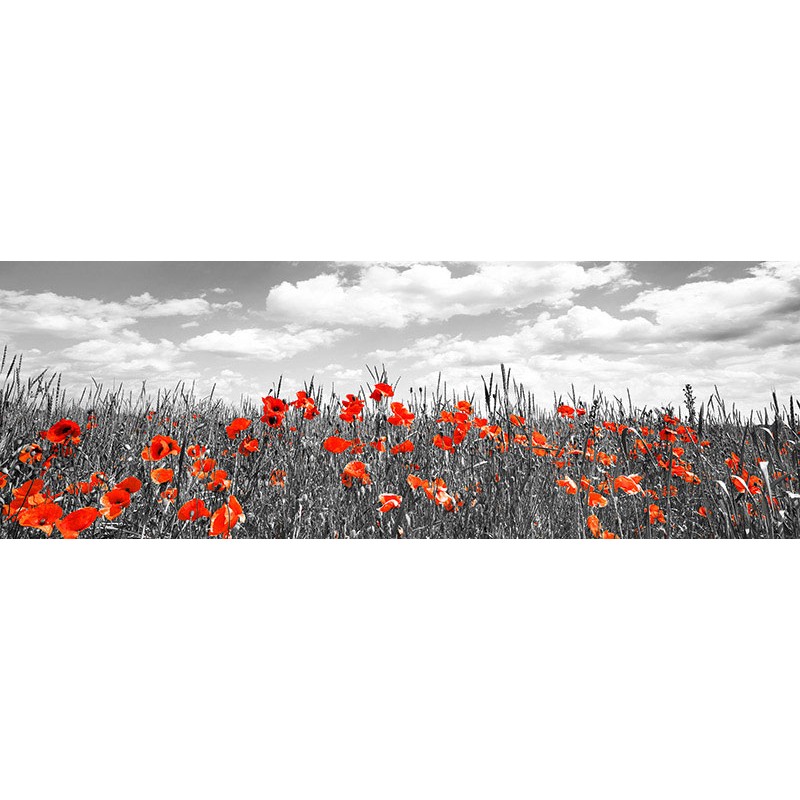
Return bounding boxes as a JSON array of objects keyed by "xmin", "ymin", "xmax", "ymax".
[
  {"xmin": 587, "ymin": 491, "xmax": 608, "ymax": 508},
  {"xmin": 141, "ymin": 435, "xmax": 181, "ymax": 461},
  {"xmin": 177, "ymin": 498, "xmax": 212, "ymax": 521},
  {"xmin": 556, "ymin": 477, "xmax": 578, "ymax": 495},
  {"xmin": 160, "ymin": 487, "xmax": 178, "ymax": 503},
  {"xmin": 115, "ymin": 476, "xmax": 142, "ymax": 494},
  {"xmin": 56, "ymin": 507, "xmax": 100, "ymax": 538},
  {"xmin": 0, "ymin": 471, "xmax": 7, "ymax": 490},
  {"xmin": 323, "ymin": 436, "xmax": 354, "ymax": 454},
  {"xmin": 269, "ymin": 469, "xmax": 287, "ymax": 488},
  {"xmin": 378, "ymin": 493, "xmax": 402, "ymax": 513},
  {"xmin": 370, "ymin": 438, "xmax": 387, "ymax": 453},
  {"xmin": 186, "ymin": 444, "xmax": 206, "ymax": 459},
  {"xmin": 390, "ymin": 440, "xmax": 415, "ymax": 455},
  {"xmin": 19, "ymin": 443, "xmax": 44, "ymax": 464},
  {"xmin": 339, "ymin": 394, "xmax": 365, "ymax": 423},
  {"xmin": 261, "ymin": 396, "xmax": 287, "ymax": 428},
  {"xmin": 433, "ymin": 435, "xmax": 454, "ymax": 452},
  {"xmin": 649, "ymin": 504, "xmax": 666, "ymax": 524},
  {"xmin": 100, "ymin": 488, "xmax": 132, "ymax": 519},
  {"xmin": 387, "ymin": 402, "xmax": 415, "ymax": 427},
  {"xmin": 557, "ymin": 404, "xmax": 575, "ymax": 418},
  {"xmin": 43, "ymin": 418, "xmax": 82, "ymax": 445},
  {"xmin": 407, "ymin": 475, "xmax": 428, "ymax": 491},
  {"xmin": 150, "ymin": 468, "xmax": 174, "ymax": 485},
  {"xmin": 238, "ymin": 436, "xmax": 259, "ymax": 455},
  {"xmin": 341, "ymin": 461, "xmax": 371, "ymax": 488},
  {"xmin": 209, "ymin": 495, "xmax": 244, "ymax": 537},
  {"xmin": 191, "ymin": 458, "xmax": 217, "ymax": 479},
  {"xmin": 290, "ymin": 391, "xmax": 320, "ymax": 419},
  {"xmin": 17, "ymin": 502, "xmax": 63, "ymax": 536},
  {"xmin": 370, "ymin": 382, "xmax": 394, "ymax": 402},
  {"xmin": 207, "ymin": 470, "xmax": 231, "ymax": 492},
  {"xmin": 455, "ymin": 400, "xmax": 473, "ymax": 415},
  {"xmin": 509, "ymin": 414, "xmax": 526, "ymax": 427},
  {"xmin": 614, "ymin": 474, "xmax": 643, "ymax": 495},
  {"xmin": 225, "ymin": 417, "xmax": 252, "ymax": 440},
  {"xmin": 587, "ymin": 514, "xmax": 601, "ymax": 537}
]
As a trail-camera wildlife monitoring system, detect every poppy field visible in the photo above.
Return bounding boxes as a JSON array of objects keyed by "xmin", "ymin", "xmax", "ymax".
[{"xmin": 1, "ymin": 349, "xmax": 798, "ymax": 539}]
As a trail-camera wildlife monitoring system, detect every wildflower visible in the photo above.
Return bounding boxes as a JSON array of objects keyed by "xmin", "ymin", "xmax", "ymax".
[
  {"xmin": 370, "ymin": 438, "xmax": 387, "ymax": 453},
  {"xmin": 587, "ymin": 491, "xmax": 608, "ymax": 508},
  {"xmin": 150, "ymin": 468, "xmax": 174, "ymax": 485},
  {"xmin": 19, "ymin": 443, "xmax": 44, "ymax": 464},
  {"xmin": 341, "ymin": 461, "xmax": 371, "ymax": 488},
  {"xmin": 557, "ymin": 404, "xmax": 575, "ymax": 418},
  {"xmin": 141, "ymin": 435, "xmax": 181, "ymax": 461},
  {"xmin": 291, "ymin": 391, "xmax": 320, "ymax": 419},
  {"xmin": 390, "ymin": 439, "xmax": 415, "ymax": 455},
  {"xmin": 160, "ymin": 487, "xmax": 178, "ymax": 503},
  {"xmin": 339, "ymin": 394, "xmax": 365, "ymax": 423},
  {"xmin": 323, "ymin": 436, "xmax": 354, "ymax": 454},
  {"xmin": 207, "ymin": 470, "xmax": 232, "ymax": 492},
  {"xmin": 100, "ymin": 488, "xmax": 132, "ymax": 520},
  {"xmin": 453, "ymin": 422, "xmax": 470, "ymax": 445},
  {"xmin": 433, "ymin": 435, "xmax": 454, "ymax": 452},
  {"xmin": 17, "ymin": 503, "xmax": 63, "ymax": 536},
  {"xmin": 191, "ymin": 458, "xmax": 217, "ymax": 480},
  {"xmin": 209, "ymin": 495, "xmax": 244, "ymax": 537},
  {"xmin": 614, "ymin": 474, "xmax": 643, "ymax": 495},
  {"xmin": 225, "ymin": 417, "xmax": 252, "ymax": 440},
  {"xmin": 269, "ymin": 469, "xmax": 287, "ymax": 488},
  {"xmin": 186, "ymin": 444, "xmax": 206, "ymax": 458},
  {"xmin": 387, "ymin": 402, "xmax": 415, "ymax": 427},
  {"xmin": 261, "ymin": 396, "xmax": 287, "ymax": 427},
  {"xmin": 378, "ymin": 493, "xmax": 402, "ymax": 513},
  {"xmin": 238, "ymin": 436, "xmax": 259, "ymax": 455},
  {"xmin": 177, "ymin": 498, "xmax": 212, "ymax": 521},
  {"xmin": 115, "ymin": 476, "xmax": 142, "ymax": 494},
  {"xmin": 556, "ymin": 477, "xmax": 578, "ymax": 495},
  {"xmin": 370, "ymin": 382, "xmax": 395, "ymax": 402},
  {"xmin": 649, "ymin": 504, "xmax": 666, "ymax": 524},
  {"xmin": 43, "ymin": 418, "xmax": 82, "ymax": 445},
  {"xmin": 510, "ymin": 414, "xmax": 526, "ymax": 427},
  {"xmin": 56, "ymin": 507, "xmax": 100, "ymax": 538},
  {"xmin": 587, "ymin": 514, "xmax": 602, "ymax": 537}
]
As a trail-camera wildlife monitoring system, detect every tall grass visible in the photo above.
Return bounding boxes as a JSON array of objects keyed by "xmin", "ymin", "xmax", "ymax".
[{"xmin": 1, "ymin": 348, "xmax": 798, "ymax": 538}]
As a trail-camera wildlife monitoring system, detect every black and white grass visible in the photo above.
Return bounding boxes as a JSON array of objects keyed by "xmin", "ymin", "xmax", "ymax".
[{"xmin": 1, "ymin": 261, "xmax": 798, "ymax": 539}]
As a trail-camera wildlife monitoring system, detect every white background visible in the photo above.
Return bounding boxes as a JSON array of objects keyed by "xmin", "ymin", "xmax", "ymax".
[{"xmin": 1, "ymin": 1, "xmax": 799, "ymax": 798}]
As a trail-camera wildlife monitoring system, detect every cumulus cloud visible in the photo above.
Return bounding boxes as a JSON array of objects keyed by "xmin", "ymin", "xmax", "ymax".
[
  {"xmin": 181, "ymin": 326, "xmax": 351, "ymax": 360},
  {"xmin": 0, "ymin": 289, "xmax": 242, "ymax": 339},
  {"xmin": 622, "ymin": 261, "xmax": 800, "ymax": 346},
  {"xmin": 61, "ymin": 329, "xmax": 186, "ymax": 375},
  {"xmin": 264, "ymin": 262, "xmax": 637, "ymax": 328},
  {"xmin": 363, "ymin": 262, "xmax": 800, "ymax": 409}
]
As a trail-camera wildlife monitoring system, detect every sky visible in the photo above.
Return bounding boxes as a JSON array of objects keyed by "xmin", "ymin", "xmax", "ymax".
[{"xmin": 0, "ymin": 261, "xmax": 797, "ymax": 413}]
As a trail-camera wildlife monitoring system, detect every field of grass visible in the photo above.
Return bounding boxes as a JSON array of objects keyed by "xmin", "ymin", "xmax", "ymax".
[{"xmin": 1, "ymin": 348, "xmax": 798, "ymax": 538}]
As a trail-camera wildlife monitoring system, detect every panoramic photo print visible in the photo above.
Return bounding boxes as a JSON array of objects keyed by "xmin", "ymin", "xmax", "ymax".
[{"xmin": 1, "ymin": 261, "xmax": 798, "ymax": 539}]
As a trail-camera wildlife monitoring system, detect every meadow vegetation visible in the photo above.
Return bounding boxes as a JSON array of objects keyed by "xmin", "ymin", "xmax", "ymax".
[{"xmin": 1, "ymin": 348, "xmax": 798, "ymax": 539}]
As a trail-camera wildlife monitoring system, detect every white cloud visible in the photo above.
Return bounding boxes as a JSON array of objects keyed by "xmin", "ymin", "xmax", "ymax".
[
  {"xmin": 181, "ymin": 326, "xmax": 351, "ymax": 360},
  {"xmin": 0, "ymin": 289, "xmax": 242, "ymax": 339},
  {"xmin": 60, "ymin": 329, "xmax": 186, "ymax": 375},
  {"xmin": 622, "ymin": 261, "xmax": 800, "ymax": 346},
  {"xmin": 264, "ymin": 262, "xmax": 637, "ymax": 328},
  {"xmin": 362, "ymin": 261, "xmax": 800, "ymax": 410},
  {"xmin": 180, "ymin": 320, "xmax": 201, "ymax": 329},
  {"xmin": 687, "ymin": 265, "xmax": 714, "ymax": 280}
]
